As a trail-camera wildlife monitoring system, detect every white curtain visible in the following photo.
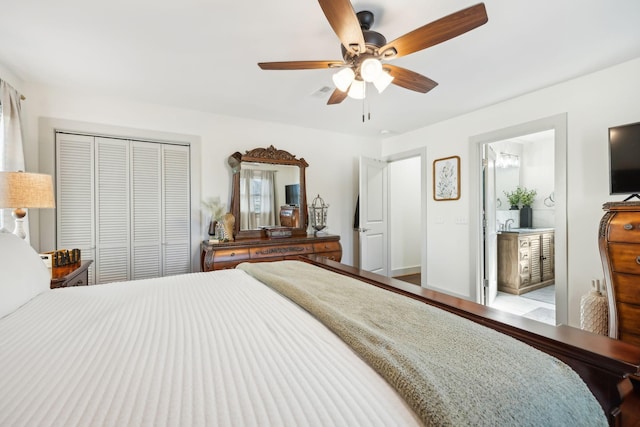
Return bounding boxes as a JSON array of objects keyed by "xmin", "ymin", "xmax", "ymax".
[
  {"xmin": 0, "ymin": 80, "xmax": 28, "ymax": 240},
  {"xmin": 239, "ymin": 169, "xmax": 276, "ymax": 229}
]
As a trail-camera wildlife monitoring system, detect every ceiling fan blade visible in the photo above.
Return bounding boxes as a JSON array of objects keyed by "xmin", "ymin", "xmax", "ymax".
[
  {"xmin": 385, "ymin": 65, "xmax": 438, "ymax": 93},
  {"xmin": 318, "ymin": 0, "xmax": 365, "ymax": 55},
  {"xmin": 378, "ymin": 3, "xmax": 488, "ymax": 59},
  {"xmin": 327, "ymin": 88, "xmax": 348, "ymax": 105},
  {"xmin": 258, "ymin": 60, "xmax": 344, "ymax": 70}
]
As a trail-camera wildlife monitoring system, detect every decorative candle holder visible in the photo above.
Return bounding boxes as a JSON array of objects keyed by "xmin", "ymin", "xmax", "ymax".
[{"xmin": 308, "ymin": 194, "xmax": 328, "ymax": 235}]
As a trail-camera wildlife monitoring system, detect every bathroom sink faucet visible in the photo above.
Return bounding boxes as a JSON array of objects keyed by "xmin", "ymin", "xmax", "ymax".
[{"xmin": 505, "ymin": 219, "xmax": 514, "ymax": 230}]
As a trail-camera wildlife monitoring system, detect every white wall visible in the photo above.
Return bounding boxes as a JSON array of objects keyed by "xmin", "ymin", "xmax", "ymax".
[
  {"xmin": 16, "ymin": 82, "xmax": 379, "ymax": 267},
  {"xmin": 521, "ymin": 137, "xmax": 555, "ymax": 228},
  {"xmin": 382, "ymin": 57, "xmax": 640, "ymax": 326},
  {"xmin": 389, "ymin": 157, "xmax": 421, "ymax": 275}
]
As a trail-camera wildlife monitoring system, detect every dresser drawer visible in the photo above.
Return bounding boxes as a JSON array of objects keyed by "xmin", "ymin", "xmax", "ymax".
[
  {"xmin": 608, "ymin": 212, "xmax": 640, "ymax": 243},
  {"xmin": 608, "ymin": 243, "xmax": 640, "ymax": 275},
  {"xmin": 617, "ymin": 302, "xmax": 640, "ymax": 347},
  {"xmin": 612, "ymin": 272, "xmax": 640, "ymax": 305},
  {"xmin": 213, "ymin": 248, "xmax": 250, "ymax": 264},
  {"xmin": 250, "ymin": 244, "xmax": 313, "ymax": 259},
  {"xmin": 313, "ymin": 241, "xmax": 341, "ymax": 253}
]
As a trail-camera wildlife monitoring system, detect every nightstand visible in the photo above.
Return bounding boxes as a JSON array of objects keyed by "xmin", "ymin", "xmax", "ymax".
[{"xmin": 50, "ymin": 260, "xmax": 93, "ymax": 289}]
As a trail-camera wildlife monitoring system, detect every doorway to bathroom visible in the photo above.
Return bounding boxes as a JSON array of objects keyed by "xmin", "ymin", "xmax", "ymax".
[{"xmin": 472, "ymin": 114, "xmax": 568, "ymax": 326}]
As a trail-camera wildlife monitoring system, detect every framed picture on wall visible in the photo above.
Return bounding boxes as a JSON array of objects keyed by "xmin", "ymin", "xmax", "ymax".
[{"xmin": 433, "ymin": 156, "xmax": 460, "ymax": 201}]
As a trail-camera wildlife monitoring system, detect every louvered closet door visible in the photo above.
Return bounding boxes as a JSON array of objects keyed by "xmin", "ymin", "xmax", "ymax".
[
  {"xmin": 163, "ymin": 144, "xmax": 191, "ymax": 275},
  {"xmin": 95, "ymin": 137, "xmax": 130, "ymax": 283},
  {"xmin": 56, "ymin": 133, "xmax": 96, "ymax": 284},
  {"xmin": 131, "ymin": 142, "xmax": 162, "ymax": 279}
]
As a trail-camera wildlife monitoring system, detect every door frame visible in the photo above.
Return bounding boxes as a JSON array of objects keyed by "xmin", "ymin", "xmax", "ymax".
[
  {"xmin": 470, "ymin": 114, "xmax": 568, "ymax": 324},
  {"xmin": 383, "ymin": 147, "xmax": 428, "ymax": 287},
  {"xmin": 482, "ymin": 145, "xmax": 498, "ymax": 305}
]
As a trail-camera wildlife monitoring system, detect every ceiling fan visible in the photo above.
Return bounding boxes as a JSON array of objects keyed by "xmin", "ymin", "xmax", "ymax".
[{"xmin": 258, "ymin": 1, "xmax": 488, "ymax": 105}]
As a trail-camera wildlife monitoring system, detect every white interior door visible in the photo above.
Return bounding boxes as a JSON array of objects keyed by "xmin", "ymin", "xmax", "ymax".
[
  {"xmin": 483, "ymin": 146, "xmax": 498, "ymax": 305},
  {"xmin": 358, "ymin": 157, "xmax": 388, "ymax": 275}
]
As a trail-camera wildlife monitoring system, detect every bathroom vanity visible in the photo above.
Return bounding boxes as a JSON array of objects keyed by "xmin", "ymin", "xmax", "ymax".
[{"xmin": 497, "ymin": 228, "xmax": 555, "ymax": 295}]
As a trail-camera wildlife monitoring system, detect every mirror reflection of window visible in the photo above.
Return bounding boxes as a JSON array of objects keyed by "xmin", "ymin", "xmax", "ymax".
[{"xmin": 240, "ymin": 169, "xmax": 277, "ymax": 229}]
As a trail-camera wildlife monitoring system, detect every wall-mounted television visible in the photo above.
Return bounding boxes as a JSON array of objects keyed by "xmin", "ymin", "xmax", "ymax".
[
  {"xmin": 609, "ymin": 121, "xmax": 640, "ymax": 197},
  {"xmin": 285, "ymin": 183, "xmax": 300, "ymax": 206}
]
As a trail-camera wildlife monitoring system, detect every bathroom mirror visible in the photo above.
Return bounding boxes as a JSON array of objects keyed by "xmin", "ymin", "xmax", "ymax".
[
  {"xmin": 494, "ymin": 149, "xmax": 521, "ymax": 210},
  {"xmin": 228, "ymin": 145, "xmax": 308, "ymax": 239}
]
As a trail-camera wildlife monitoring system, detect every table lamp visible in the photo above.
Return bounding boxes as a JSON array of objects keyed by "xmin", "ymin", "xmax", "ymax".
[{"xmin": 0, "ymin": 171, "xmax": 56, "ymax": 239}]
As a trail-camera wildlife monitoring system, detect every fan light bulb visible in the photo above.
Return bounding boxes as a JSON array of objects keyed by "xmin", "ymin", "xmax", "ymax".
[
  {"xmin": 332, "ymin": 68, "xmax": 355, "ymax": 92},
  {"xmin": 348, "ymin": 79, "xmax": 366, "ymax": 99},
  {"xmin": 373, "ymin": 70, "xmax": 394, "ymax": 93},
  {"xmin": 360, "ymin": 58, "xmax": 382, "ymax": 82}
]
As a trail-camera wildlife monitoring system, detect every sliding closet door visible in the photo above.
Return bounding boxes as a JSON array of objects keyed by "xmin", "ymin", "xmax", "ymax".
[
  {"xmin": 162, "ymin": 145, "xmax": 191, "ymax": 276},
  {"xmin": 95, "ymin": 137, "xmax": 130, "ymax": 283},
  {"xmin": 56, "ymin": 133, "xmax": 96, "ymax": 284}
]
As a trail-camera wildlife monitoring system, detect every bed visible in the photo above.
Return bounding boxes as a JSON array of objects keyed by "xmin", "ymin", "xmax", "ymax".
[{"xmin": 1, "ymin": 231, "xmax": 639, "ymax": 426}]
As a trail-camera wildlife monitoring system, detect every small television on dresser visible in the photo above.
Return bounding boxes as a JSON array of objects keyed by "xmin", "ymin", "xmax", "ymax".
[
  {"xmin": 609, "ymin": 121, "xmax": 640, "ymax": 197},
  {"xmin": 285, "ymin": 183, "xmax": 300, "ymax": 206}
]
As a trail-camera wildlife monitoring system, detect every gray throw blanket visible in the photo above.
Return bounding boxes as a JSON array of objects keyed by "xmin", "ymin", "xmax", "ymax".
[{"xmin": 238, "ymin": 261, "xmax": 607, "ymax": 426}]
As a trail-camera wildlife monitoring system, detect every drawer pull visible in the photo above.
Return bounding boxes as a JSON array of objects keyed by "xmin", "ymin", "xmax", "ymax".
[
  {"xmin": 624, "ymin": 223, "xmax": 633, "ymax": 230},
  {"xmin": 230, "ymin": 252, "xmax": 236, "ymax": 257},
  {"xmin": 637, "ymin": 256, "xmax": 640, "ymax": 265}
]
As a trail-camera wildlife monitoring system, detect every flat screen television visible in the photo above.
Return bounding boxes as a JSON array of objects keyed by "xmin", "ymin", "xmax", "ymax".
[
  {"xmin": 285, "ymin": 183, "xmax": 300, "ymax": 206},
  {"xmin": 609, "ymin": 121, "xmax": 640, "ymax": 196}
]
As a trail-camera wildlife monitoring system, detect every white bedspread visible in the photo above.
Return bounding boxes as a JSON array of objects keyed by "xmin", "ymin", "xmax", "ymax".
[{"xmin": 0, "ymin": 270, "xmax": 421, "ymax": 427}]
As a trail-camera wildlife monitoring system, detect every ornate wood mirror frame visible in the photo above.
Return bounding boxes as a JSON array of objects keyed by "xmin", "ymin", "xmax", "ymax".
[{"xmin": 228, "ymin": 145, "xmax": 308, "ymax": 240}]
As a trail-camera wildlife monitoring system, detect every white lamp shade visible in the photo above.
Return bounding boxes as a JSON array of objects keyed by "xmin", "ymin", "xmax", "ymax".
[
  {"xmin": 332, "ymin": 68, "xmax": 355, "ymax": 92},
  {"xmin": 360, "ymin": 58, "xmax": 382, "ymax": 82},
  {"xmin": 347, "ymin": 79, "xmax": 366, "ymax": 99},
  {"xmin": 373, "ymin": 70, "xmax": 394, "ymax": 93}
]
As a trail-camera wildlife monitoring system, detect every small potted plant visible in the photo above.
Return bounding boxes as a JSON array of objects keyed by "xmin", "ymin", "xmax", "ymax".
[
  {"xmin": 519, "ymin": 187, "xmax": 537, "ymax": 228},
  {"xmin": 504, "ymin": 188, "xmax": 522, "ymax": 210},
  {"xmin": 520, "ymin": 188, "xmax": 537, "ymax": 208}
]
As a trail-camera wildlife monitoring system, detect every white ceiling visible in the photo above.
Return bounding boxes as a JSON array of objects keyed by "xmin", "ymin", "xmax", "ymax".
[{"xmin": 1, "ymin": 0, "xmax": 639, "ymax": 138}]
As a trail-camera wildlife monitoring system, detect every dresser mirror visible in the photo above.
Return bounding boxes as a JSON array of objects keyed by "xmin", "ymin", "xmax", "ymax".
[{"xmin": 228, "ymin": 145, "xmax": 308, "ymax": 239}]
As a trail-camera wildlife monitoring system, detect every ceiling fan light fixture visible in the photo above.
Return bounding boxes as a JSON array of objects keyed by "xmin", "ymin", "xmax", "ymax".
[
  {"xmin": 360, "ymin": 58, "xmax": 382, "ymax": 82},
  {"xmin": 347, "ymin": 79, "xmax": 366, "ymax": 99},
  {"xmin": 373, "ymin": 70, "xmax": 394, "ymax": 93},
  {"xmin": 332, "ymin": 68, "xmax": 355, "ymax": 92}
]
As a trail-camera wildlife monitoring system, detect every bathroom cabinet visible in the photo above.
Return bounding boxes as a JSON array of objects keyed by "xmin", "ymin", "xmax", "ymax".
[{"xmin": 497, "ymin": 229, "xmax": 555, "ymax": 295}]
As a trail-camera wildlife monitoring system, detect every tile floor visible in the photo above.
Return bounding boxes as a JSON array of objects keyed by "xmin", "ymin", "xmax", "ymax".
[{"xmin": 490, "ymin": 287, "xmax": 556, "ymax": 326}]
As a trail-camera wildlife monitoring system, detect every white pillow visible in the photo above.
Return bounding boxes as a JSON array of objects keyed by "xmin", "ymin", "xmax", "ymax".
[{"xmin": 0, "ymin": 231, "xmax": 51, "ymax": 318}]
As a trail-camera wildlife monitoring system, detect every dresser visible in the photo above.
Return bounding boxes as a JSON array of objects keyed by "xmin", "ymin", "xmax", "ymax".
[
  {"xmin": 497, "ymin": 229, "xmax": 554, "ymax": 295},
  {"xmin": 201, "ymin": 234, "xmax": 342, "ymax": 271},
  {"xmin": 599, "ymin": 202, "xmax": 640, "ymax": 346}
]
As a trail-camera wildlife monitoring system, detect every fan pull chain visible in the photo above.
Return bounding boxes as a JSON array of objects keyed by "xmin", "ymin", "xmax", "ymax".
[{"xmin": 361, "ymin": 96, "xmax": 371, "ymax": 123}]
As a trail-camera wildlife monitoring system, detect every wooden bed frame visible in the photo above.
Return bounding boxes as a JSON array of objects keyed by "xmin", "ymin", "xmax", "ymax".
[{"xmin": 302, "ymin": 256, "xmax": 640, "ymax": 426}]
